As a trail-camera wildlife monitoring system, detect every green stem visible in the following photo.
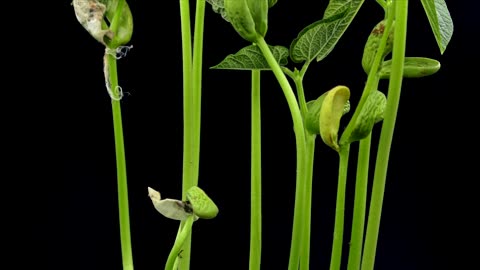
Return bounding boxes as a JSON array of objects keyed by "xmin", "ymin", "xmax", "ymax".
[
  {"xmin": 329, "ymin": 145, "xmax": 350, "ymax": 270},
  {"xmin": 361, "ymin": 1, "xmax": 408, "ymax": 269},
  {"xmin": 339, "ymin": 6, "xmax": 394, "ymax": 146},
  {"xmin": 178, "ymin": 0, "xmax": 193, "ymax": 269},
  {"xmin": 300, "ymin": 135, "xmax": 316, "ymax": 270},
  {"xmin": 165, "ymin": 216, "xmax": 195, "ymax": 270},
  {"xmin": 347, "ymin": 135, "xmax": 372, "ymax": 270},
  {"xmin": 191, "ymin": 0, "xmax": 206, "ymax": 185},
  {"xmin": 293, "ymin": 62, "xmax": 310, "ymax": 118},
  {"xmin": 106, "ymin": 53, "xmax": 134, "ymax": 270},
  {"xmin": 255, "ymin": 36, "xmax": 307, "ymax": 270},
  {"xmin": 292, "ymin": 72, "xmax": 315, "ymax": 270},
  {"xmin": 250, "ymin": 70, "xmax": 262, "ymax": 270},
  {"xmin": 179, "ymin": 0, "xmax": 193, "ymax": 200}
]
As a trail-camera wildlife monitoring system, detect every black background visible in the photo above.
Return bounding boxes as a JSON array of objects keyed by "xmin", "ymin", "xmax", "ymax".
[{"xmin": 15, "ymin": 0, "xmax": 476, "ymax": 269}]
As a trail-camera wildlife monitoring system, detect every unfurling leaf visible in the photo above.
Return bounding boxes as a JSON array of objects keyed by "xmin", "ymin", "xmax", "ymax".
[
  {"xmin": 224, "ymin": 0, "xmax": 269, "ymax": 42},
  {"xmin": 318, "ymin": 86, "xmax": 351, "ymax": 152},
  {"xmin": 305, "ymin": 91, "xmax": 350, "ymax": 135},
  {"xmin": 101, "ymin": 0, "xmax": 133, "ymax": 47}
]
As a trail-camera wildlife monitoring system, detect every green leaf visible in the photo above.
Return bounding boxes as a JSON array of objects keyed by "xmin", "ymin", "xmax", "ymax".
[
  {"xmin": 289, "ymin": 0, "xmax": 364, "ymax": 63},
  {"xmin": 211, "ymin": 44, "xmax": 288, "ymax": 70},
  {"xmin": 323, "ymin": 0, "xmax": 363, "ymax": 19},
  {"xmin": 420, "ymin": 0, "xmax": 454, "ymax": 54}
]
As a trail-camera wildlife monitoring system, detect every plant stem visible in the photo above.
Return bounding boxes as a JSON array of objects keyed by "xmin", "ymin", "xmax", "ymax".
[
  {"xmin": 165, "ymin": 216, "xmax": 195, "ymax": 270},
  {"xmin": 293, "ymin": 72, "xmax": 315, "ymax": 270},
  {"xmin": 192, "ymin": 0, "xmax": 206, "ymax": 185},
  {"xmin": 293, "ymin": 63, "xmax": 310, "ymax": 118},
  {"xmin": 361, "ymin": 1, "xmax": 408, "ymax": 269},
  {"xmin": 339, "ymin": 7, "xmax": 394, "ymax": 146},
  {"xmin": 106, "ymin": 53, "xmax": 134, "ymax": 270},
  {"xmin": 250, "ymin": 70, "xmax": 262, "ymax": 270},
  {"xmin": 329, "ymin": 145, "xmax": 350, "ymax": 270},
  {"xmin": 255, "ymin": 37, "xmax": 307, "ymax": 270},
  {"xmin": 178, "ymin": 0, "xmax": 193, "ymax": 269},
  {"xmin": 300, "ymin": 134, "xmax": 316, "ymax": 270},
  {"xmin": 347, "ymin": 135, "xmax": 372, "ymax": 270}
]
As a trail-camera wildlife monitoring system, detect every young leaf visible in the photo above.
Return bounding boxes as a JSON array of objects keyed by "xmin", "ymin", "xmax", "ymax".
[
  {"xmin": 289, "ymin": 0, "xmax": 364, "ymax": 63},
  {"xmin": 211, "ymin": 44, "xmax": 288, "ymax": 70},
  {"xmin": 206, "ymin": 0, "xmax": 229, "ymax": 21},
  {"xmin": 319, "ymin": 85, "xmax": 351, "ymax": 152},
  {"xmin": 305, "ymin": 92, "xmax": 350, "ymax": 135},
  {"xmin": 420, "ymin": 0, "xmax": 453, "ymax": 54},
  {"xmin": 101, "ymin": 0, "xmax": 134, "ymax": 47}
]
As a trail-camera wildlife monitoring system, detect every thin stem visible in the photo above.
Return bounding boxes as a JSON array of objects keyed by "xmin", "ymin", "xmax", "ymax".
[
  {"xmin": 255, "ymin": 36, "xmax": 307, "ymax": 270},
  {"xmin": 361, "ymin": 1, "xmax": 408, "ymax": 269},
  {"xmin": 250, "ymin": 70, "xmax": 262, "ymax": 270},
  {"xmin": 339, "ymin": 6, "xmax": 394, "ymax": 146},
  {"xmin": 329, "ymin": 145, "xmax": 350, "ymax": 270},
  {"xmin": 292, "ymin": 72, "xmax": 315, "ymax": 270},
  {"xmin": 165, "ymin": 216, "xmax": 195, "ymax": 270},
  {"xmin": 347, "ymin": 135, "xmax": 372, "ymax": 270},
  {"xmin": 106, "ymin": 53, "xmax": 134, "ymax": 270},
  {"xmin": 293, "ymin": 62, "xmax": 311, "ymax": 118},
  {"xmin": 300, "ymin": 135, "xmax": 316, "ymax": 270},
  {"xmin": 178, "ymin": 0, "xmax": 193, "ymax": 269},
  {"xmin": 179, "ymin": 0, "xmax": 193, "ymax": 200},
  {"xmin": 191, "ymin": 0, "xmax": 206, "ymax": 185}
]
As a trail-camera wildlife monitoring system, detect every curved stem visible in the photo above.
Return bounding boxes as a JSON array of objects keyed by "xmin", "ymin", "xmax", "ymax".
[
  {"xmin": 106, "ymin": 53, "xmax": 134, "ymax": 270},
  {"xmin": 255, "ymin": 36, "xmax": 307, "ymax": 270},
  {"xmin": 329, "ymin": 145, "xmax": 350, "ymax": 270},
  {"xmin": 165, "ymin": 216, "xmax": 195, "ymax": 270},
  {"xmin": 361, "ymin": 1, "xmax": 408, "ymax": 269},
  {"xmin": 250, "ymin": 70, "xmax": 262, "ymax": 270},
  {"xmin": 347, "ymin": 135, "xmax": 372, "ymax": 270}
]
